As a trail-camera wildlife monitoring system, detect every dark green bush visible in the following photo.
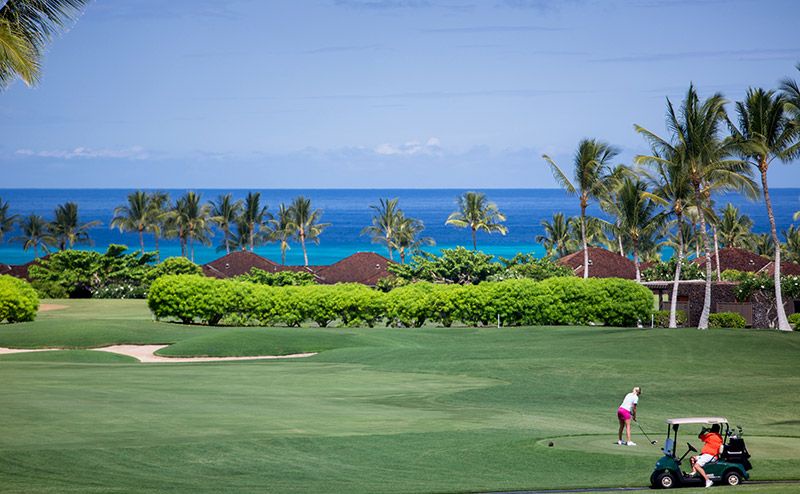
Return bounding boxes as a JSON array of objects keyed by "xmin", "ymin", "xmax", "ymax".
[
  {"xmin": 708, "ymin": 312, "xmax": 747, "ymax": 329},
  {"xmin": 652, "ymin": 309, "xmax": 688, "ymax": 328},
  {"xmin": 0, "ymin": 275, "xmax": 40, "ymax": 323}
]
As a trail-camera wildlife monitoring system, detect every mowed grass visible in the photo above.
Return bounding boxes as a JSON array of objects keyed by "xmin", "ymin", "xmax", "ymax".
[{"xmin": 0, "ymin": 300, "xmax": 799, "ymax": 493}]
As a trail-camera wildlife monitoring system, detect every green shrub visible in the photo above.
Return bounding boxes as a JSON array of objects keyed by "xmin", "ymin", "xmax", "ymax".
[
  {"xmin": 452, "ymin": 283, "xmax": 494, "ymax": 326},
  {"xmin": 330, "ymin": 283, "xmax": 384, "ymax": 327},
  {"xmin": 652, "ymin": 309, "xmax": 688, "ymax": 328},
  {"xmin": 789, "ymin": 313, "xmax": 800, "ymax": 330},
  {"xmin": 147, "ymin": 275, "xmax": 252, "ymax": 326},
  {"xmin": 148, "ymin": 257, "xmax": 202, "ymax": 281},
  {"xmin": 0, "ymin": 275, "xmax": 40, "ymax": 323},
  {"xmin": 385, "ymin": 283, "xmax": 435, "ymax": 327},
  {"xmin": 708, "ymin": 312, "xmax": 747, "ymax": 329},
  {"xmin": 427, "ymin": 284, "xmax": 464, "ymax": 327},
  {"xmin": 235, "ymin": 268, "xmax": 316, "ymax": 286},
  {"xmin": 270, "ymin": 286, "xmax": 310, "ymax": 327}
]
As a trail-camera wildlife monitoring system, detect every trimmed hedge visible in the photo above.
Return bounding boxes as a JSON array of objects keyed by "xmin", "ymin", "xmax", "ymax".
[
  {"xmin": 148, "ymin": 275, "xmax": 653, "ymax": 328},
  {"xmin": 0, "ymin": 275, "xmax": 40, "ymax": 323},
  {"xmin": 708, "ymin": 312, "xmax": 747, "ymax": 329},
  {"xmin": 652, "ymin": 309, "xmax": 688, "ymax": 328}
]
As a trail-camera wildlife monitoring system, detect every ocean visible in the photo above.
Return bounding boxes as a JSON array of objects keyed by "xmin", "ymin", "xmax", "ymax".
[{"xmin": 1, "ymin": 188, "xmax": 799, "ymax": 266}]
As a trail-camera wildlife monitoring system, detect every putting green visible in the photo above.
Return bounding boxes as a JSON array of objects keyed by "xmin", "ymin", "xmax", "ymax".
[{"xmin": 542, "ymin": 434, "xmax": 800, "ymax": 460}]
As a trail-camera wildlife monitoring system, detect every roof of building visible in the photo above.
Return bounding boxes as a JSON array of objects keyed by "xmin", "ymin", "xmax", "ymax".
[
  {"xmin": 315, "ymin": 252, "xmax": 393, "ymax": 285},
  {"xmin": 202, "ymin": 250, "xmax": 281, "ymax": 279},
  {"xmin": 557, "ymin": 247, "xmax": 637, "ymax": 279},
  {"xmin": 758, "ymin": 261, "xmax": 800, "ymax": 277},
  {"xmin": 1, "ymin": 257, "xmax": 46, "ymax": 281},
  {"xmin": 694, "ymin": 248, "xmax": 770, "ymax": 273}
]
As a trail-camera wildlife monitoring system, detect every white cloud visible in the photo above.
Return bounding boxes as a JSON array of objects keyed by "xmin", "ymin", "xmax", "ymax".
[
  {"xmin": 374, "ymin": 137, "xmax": 443, "ymax": 156},
  {"xmin": 15, "ymin": 146, "xmax": 150, "ymax": 160}
]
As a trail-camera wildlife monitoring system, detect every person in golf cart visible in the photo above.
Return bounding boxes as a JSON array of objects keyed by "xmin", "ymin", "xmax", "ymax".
[
  {"xmin": 690, "ymin": 423, "xmax": 724, "ymax": 488},
  {"xmin": 616, "ymin": 386, "xmax": 641, "ymax": 446}
]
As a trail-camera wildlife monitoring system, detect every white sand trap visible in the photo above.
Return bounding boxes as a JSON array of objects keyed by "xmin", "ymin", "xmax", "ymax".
[{"xmin": 0, "ymin": 345, "xmax": 316, "ymax": 363}]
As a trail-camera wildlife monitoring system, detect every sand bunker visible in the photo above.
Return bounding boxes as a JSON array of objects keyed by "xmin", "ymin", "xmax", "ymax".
[
  {"xmin": 38, "ymin": 304, "xmax": 69, "ymax": 312},
  {"xmin": 0, "ymin": 345, "xmax": 316, "ymax": 363}
]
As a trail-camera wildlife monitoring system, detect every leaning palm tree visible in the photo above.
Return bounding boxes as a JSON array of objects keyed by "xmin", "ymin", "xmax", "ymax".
[
  {"xmin": 241, "ymin": 192, "xmax": 269, "ymax": 252},
  {"xmin": 728, "ymin": 88, "xmax": 799, "ymax": 331},
  {"xmin": 445, "ymin": 191, "xmax": 508, "ymax": 250},
  {"xmin": 394, "ymin": 215, "xmax": 435, "ymax": 264},
  {"xmin": 717, "ymin": 204, "xmax": 753, "ymax": 249},
  {"xmin": 361, "ymin": 198, "xmax": 403, "ymax": 260},
  {"xmin": 145, "ymin": 191, "xmax": 169, "ymax": 260},
  {"xmin": 209, "ymin": 193, "xmax": 243, "ymax": 255},
  {"xmin": 288, "ymin": 196, "xmax": 329, "ymax": 266},
  {"xmin": 265, "ymin": 203, "xmax": 293, "ymax": 265},
  {"xmin": 0, "ymin": 0, "xmax": 91, "ymax": 89},
  {"xmin": 639, "ymin": 151, "xmax": 694, "ymax": 328},
  {"xmin": 50, "ymin": 201, "xmax": 100, "ymax": 250},
  {"xmin": 536, "ymin": 212, "xmax": 574, "ymax": 258},
  {"xmin": 0, "ymin": 196, "xmax": 17, "ymax": 242},
  {"xmin": 636, "ymin": 84, "xmax": 756, "ymax": 329},
  {"xmin": 544, "ymin": 139, "xmax": 619, "ymax": 278},
  {"xmin": 615, "ymin": 177, "xmax": 665, "ymax": 282},
  {"xmin": 110, "ymin": 190, "xmax": 150, "ymax": 252},
  {"xmin": 11, "ymin": 214, "xmax": 54, "ymax": 258}
]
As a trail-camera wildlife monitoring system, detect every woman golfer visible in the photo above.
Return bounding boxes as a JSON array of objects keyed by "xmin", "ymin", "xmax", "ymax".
[{"xmin": 617, "ymin": 386, "xmax": 641, "ymax": 446}]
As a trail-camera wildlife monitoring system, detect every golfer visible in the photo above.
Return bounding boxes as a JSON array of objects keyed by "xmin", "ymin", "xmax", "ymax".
[
  {"xmin": 616, "ymin": 386, "xmax": 641, "ymax": 446},
  {"xmin": 690, "ymin": 424, "xmax": 723, "ymax": 488}
]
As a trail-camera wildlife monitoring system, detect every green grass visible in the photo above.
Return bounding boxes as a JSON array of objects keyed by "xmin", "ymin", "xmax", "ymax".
[{"xmin": 1, "ymin": 299, "xmax": 799, "ymax": 493}]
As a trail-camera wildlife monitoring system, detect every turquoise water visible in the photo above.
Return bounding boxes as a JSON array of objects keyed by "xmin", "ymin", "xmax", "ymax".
[{"xmin": 1, "ymin": 188, "xmax": 799, "ymax": 266}]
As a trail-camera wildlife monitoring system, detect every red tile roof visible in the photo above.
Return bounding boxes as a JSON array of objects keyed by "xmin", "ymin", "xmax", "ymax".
[
  {"xmin": 202, "ymin": 250, "xmax": 282, "ymax": 278},
  {"xmin": 694, "ymin": 248, "xmax": 770, "ymax": 273},
  {"xmin": 1, "ymin": 257, "xmax": 46, "ymax": 281},
  {"xmin": 315, "ymin": 252, "xmax": 393, "ymax": 286},
  {"xmin": 557, "ymin": 247, "xmax": 637, "ymax": 279},
  {"xmin": 758, "ymin": 261, "xmax": 800, "ymax": 277}
]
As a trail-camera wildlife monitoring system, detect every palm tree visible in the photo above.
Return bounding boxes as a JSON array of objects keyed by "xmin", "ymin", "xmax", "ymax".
[
  {"xmin": 0, "ymin": 197, "xmax": 17, "ymax": 242},
  {"xmin": 394, "ymin": 215, "xmax": 434, "ymax": 264},
  {"xmin": 146, "ymin": 191, "xmax": 169, "ymax": 260},
  {"xmin": 536, "ymin": 212, "xmax": 574, "ymax": 258},
  {"xmin": 242, "ymin": 192, "xmax": 269, "ymax": 252},
  {"xmin": 746, "ymin": 232, "xmax": 774, "ymax": 257},
  {"xmin": 110, "ymin": 190, "xmax": 150, "ymax": 252},
  {"xmin": 638, "ymin": 149, "xmax": 693, "ymax": 328},
  {"xmin": 265, "ymin": 203, "xmax": 293, "ymax": 265},
  {"xmin": 12, "ymin": 214, "xmax": 54, "ymax": 258},
  {"xmin": 288, "ymin": 196, "xmax": 329, "ymax": 266},
  {"xmin": 717, "ymin": 204, "xmax": 753, "ymax": 249},
  {"xmin": 210, "ymin": 193, "xmax": 243, "ymax": 255},
  {"xmin": 635, "ymin": 84, "xmax": 755, "ymax": 329},
  {"xmin": 0, "ymin": 0, "xmax": 90, "ymax": 89},
  {"xmin": 50, "ymin": 202, "xmax": 100, "ymax": 250},
  {"xmin": 361, "ymin": 198, "xmax": 403, "ymax": 260},
  {"xmin": 729, "ymin": 88, "xmax": 799, "ymax": 331},
  {"xmin": 445, "ymin": 191, "xmax": 508, "ymax": 250},
  {"xmin": 544, "ymin": 139, "xmax": 619, "ymax": 278},
  {"xmin": 171, "ymin": 192, "xmax": 212, "ymax": 262},
  {"xmin": 783, "ymin": 225, "xmax": 800, "ymax": 264},
  {"xmin": 615, "ymin": 177, "xmax": 665, "ymax": 282},
  {"xmin": 598, "ymin": 164, "xmax": 634, "ymax": 255},
  {"xmin": 781, "ymin": 63, "xmax": 800, "ymax": 121}
]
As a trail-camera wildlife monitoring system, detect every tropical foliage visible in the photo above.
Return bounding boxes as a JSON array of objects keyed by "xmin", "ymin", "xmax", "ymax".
[{"xmin": 445, "ymin": 191, "xmax": 507, "ymax": 250}]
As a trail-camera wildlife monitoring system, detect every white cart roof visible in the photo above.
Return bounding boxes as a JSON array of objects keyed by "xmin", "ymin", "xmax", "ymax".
[{"xmin": 666, "ymin": 417, "xmax": 728, "ymax": 425}]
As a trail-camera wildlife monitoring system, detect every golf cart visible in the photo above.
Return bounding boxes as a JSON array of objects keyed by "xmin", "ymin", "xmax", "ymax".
[{"xmin": 650, "ymin": 417, "xmax": 752, "ymax": 489}]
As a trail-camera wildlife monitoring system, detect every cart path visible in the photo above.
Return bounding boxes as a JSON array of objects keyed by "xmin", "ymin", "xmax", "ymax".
[
  {"xmin": 482, "ymin": 479, "xmax": 800, "ymax": 493},
  {"xmin": 0, "ymin": 345, "xmax": 317, "ymax": 363}
]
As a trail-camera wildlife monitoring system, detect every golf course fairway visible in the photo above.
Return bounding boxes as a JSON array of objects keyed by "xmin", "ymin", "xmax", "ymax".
[{"xmin": 1, "ymin": 300, "xmax": 798, "ymax": 493}]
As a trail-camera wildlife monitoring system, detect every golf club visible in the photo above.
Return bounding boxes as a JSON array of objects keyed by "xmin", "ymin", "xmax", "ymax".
[{"xmin": 635, "ymin": 420, "xmax": 658, "ymax": 445}]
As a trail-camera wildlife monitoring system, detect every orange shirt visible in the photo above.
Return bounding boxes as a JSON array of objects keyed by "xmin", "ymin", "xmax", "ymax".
[{"xmin": 700, "ymin": 432, "xmax": 723, "ymax": 456}]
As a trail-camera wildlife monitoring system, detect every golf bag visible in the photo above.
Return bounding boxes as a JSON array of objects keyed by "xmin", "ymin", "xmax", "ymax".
[{"xmin": 721, "ymin": 437, "xmax": 752, "ymax": 471}]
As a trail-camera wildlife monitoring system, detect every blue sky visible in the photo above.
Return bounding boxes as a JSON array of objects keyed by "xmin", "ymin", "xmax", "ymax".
[{"xmin": 2, "ymin": 0, "xmax": 799, "ymax": 188}]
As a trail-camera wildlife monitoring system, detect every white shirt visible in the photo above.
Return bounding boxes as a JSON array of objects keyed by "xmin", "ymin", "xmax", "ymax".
[{"xmin": 620, "ymin": 392, "xmax": 639, "ymax": 412}]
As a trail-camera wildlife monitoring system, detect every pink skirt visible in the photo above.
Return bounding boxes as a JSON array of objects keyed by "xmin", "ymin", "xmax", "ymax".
[{"xmin": 617, "ymin": 407, "xmax": 632, "ymax": 421}]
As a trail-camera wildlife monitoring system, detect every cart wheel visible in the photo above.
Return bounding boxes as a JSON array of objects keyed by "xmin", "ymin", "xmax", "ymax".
[
  {"xmin": 654, "ymin": 472, "xmax": 676, "ymax": 489},
  {"xmin": 724, "ymin": 470, "xmax": 742, "ymax": 486}
]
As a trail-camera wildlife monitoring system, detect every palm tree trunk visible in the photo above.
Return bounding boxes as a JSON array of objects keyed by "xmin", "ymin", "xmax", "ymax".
[
  {"xmin": 281, "ymin": 241, "xmax": 287, "ymax": 265},
  {"xmin": 618, "ymin": 234, "xmax": 624, "ymax": 256},
  {"xmin": 189, "ymin": 235, "xmax": 194, "ymax": 262},
  {"xmin": 669, "ymin": 215, "xmax": 684, "ymax": 329},
  {"xmin": 761, "ymin": 166, "xmax": 791, "ymax": 331},
  {"xmin": 400, "ymin": 248, "xmax": 406, "ymax": 264},
  {"xmin": 154, "ymin": 231, "xmax": 160, "ymax": 261},
  {"xmin": 249, "ymin": 222, "xmax": 254, "ymax": 252},
  {"xmin": 138, "ymin": 227, "xmax": 144, "ymax": 253},
  {"xmin": 712, "ymin": 225, "xmax": 721, "ymax": 281},
  {"xmin": 695, "ymin": 188, "xmax": 712, "ymax": 330},
  {"xmin": 300, "ymin": 231, "xmax": 309, "ymax": 266},
  {"xmin": 386, "ymin": 233, "xmax": 393, "ymax": 260},
  {"xmin": 581, "ymin": 205, "xmax": 589, "ymax": 279},
  {"xmin": 471, "ymin": 228, "xmax": 477, "ymax": 251},
  {"xmin": 224, "ymin": 226, "xmax": 231, "ymax": 254},
  {"xmin": 633, "ymin": 238, "xmax": 640, "ymax": 282}
]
